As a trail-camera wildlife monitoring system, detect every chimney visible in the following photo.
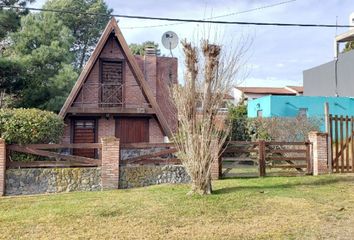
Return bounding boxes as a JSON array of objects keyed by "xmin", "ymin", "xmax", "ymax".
[{"xmin": 145, "ymin": 46, "xmax": 156, "ymax": 56}]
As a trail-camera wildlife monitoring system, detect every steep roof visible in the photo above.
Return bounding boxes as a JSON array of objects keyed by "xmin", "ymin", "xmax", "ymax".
[{"xmin": 59, "ymin": 18, "xmax": 172, "ymax": 137}]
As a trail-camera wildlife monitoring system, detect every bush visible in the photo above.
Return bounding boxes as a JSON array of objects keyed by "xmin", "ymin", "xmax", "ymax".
[
  {"xmin": 0, "ymin": 108, "xmax": 64, "ymax": 144},
  {"xmin": 228, "ymin": 103, "xmax": 250, "ymax": 141},
  {"xmin": 247, "ymin": 117, "xmax": 321, "ymax": 142}
]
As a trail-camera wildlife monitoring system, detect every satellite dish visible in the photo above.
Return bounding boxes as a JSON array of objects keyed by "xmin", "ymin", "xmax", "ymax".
[{"xmin": 161, "ymin": 31, "xmax": 179, "ymax": 56}]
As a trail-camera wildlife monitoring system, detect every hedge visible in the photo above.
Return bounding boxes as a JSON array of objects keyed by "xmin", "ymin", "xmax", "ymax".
[{"xmin": 0, "ymin": 108, "xmax": 64, "ymax": 144}]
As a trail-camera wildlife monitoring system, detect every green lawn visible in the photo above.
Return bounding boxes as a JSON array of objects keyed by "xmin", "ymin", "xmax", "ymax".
[{"xmin": 1, "ymin": 175, "xmax": 354, "ymax": 240}]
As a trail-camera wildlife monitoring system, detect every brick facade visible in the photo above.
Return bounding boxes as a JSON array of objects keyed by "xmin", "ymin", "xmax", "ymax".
[
  {"xmin": 101, "ymin": 137, "xmax": 120, "ymax": 190},
  {"xmin": 0, "ymin": 139, "xmax": 5, "ymax": 196},
  {"xmin": 62, "ymin": 33, "xmax": 177, "ymax": 144},
  {"xmin": 308, "ymin": 131, "xmax": 329, "ymax": 175},
  {"xmin": 98, "ymin": 118, "xmax": 116, "ymax": 140}
]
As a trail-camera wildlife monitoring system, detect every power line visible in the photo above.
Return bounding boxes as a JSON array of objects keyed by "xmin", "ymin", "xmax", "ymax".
[
  {"xmin": 122, "ymin": 0, "xmax": 297, "ymax": 29},
  {"xmin": 0, "ymin": 5, "xmax": 352, "ymax": 28}
]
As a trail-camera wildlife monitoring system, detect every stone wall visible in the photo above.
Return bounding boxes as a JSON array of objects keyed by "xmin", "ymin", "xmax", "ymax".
[
  {"xmin": 5, "ymin": 168, "xmax": 101, "ymax": 195},
  {"xmin": 120, "ymin": 147, "xmax": 171, "ymax": 160},
  {"xmin": 119, "ymin": 165, "xmax": 190, "ymax": 189}
]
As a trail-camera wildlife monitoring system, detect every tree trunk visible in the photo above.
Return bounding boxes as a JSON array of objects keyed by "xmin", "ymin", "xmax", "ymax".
[{"xmin": 188, "ymin": 177, "xmax": 212, "ymax": 195}]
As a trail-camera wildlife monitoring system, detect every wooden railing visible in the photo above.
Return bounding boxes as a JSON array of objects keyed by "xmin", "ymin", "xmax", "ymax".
[
  {"xmin": 6, "ymin": 143, "xmax": 102, "ymax": 168},
  {"xmin": 120, "ymin": 142, "xmax": 180, "ymax": 165}
]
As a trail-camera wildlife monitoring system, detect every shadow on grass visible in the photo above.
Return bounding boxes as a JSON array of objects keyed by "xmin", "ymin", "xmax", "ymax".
[{"xmin": 213, "ymin": 176, "xmax": 354, "ymax": 195}]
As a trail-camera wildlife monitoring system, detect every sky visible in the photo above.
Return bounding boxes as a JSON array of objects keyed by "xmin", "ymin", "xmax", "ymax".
[{"xmin": 31, "ymin": 0, "xmax": 354, "ymax": 87}]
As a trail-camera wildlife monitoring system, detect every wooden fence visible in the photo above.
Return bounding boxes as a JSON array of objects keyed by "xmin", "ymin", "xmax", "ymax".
[
  {"xmin": 120, "ymin": 143, "xmax": 180, "ymax": 165},
  {"xmin": 5, "ymin": 140, "xmax": 312, "ymax": 178},
  {"xmin": 221, "ymin": 141, "xmax": 311, "ymax": 177},
  {"xmin": 328, "ymin": 114, "xmax": 354, "ymax": 173},
  {"xmin": 6, "ymin": 143, "xmax": 102, "ymax": 168}
]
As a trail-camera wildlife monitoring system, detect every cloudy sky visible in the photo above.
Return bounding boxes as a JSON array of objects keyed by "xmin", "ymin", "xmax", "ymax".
[{"xmin": 32, "ymin": 0, "xmax": 354, "ymax": 87}]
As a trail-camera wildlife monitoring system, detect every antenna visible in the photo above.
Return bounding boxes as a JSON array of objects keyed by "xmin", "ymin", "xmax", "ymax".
[{"xmin": 161, "ymin": 31, "xmax": 179, "ymax": 57}]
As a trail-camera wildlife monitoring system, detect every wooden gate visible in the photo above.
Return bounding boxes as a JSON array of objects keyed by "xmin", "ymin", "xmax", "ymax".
[
  {"xmin": 329, "ymin": 115, "xmax": 354, "ymax": 173},
  {"xmin": 221, "ymin": 141, "xmax": 311, "ymax": 178}
]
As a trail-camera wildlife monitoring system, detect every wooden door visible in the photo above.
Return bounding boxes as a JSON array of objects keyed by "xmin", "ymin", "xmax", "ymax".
[
  {"xmin": 73, "ymin": 119, "xmax": 97, "ymax": 158},
  {"xmin": 329, "ymin": 114, "xmax": 354, "ymax": 173},
  {"xmin": 115, "ymin": 117, "xmax": 149, "ymax": 143}
]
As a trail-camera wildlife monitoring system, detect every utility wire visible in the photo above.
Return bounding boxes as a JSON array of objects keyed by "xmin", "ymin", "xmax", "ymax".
[
  {"xmin": 0, "ymin": 5, "xmax": 352, "ymax": 28},
  {"xmin": 122, "ymin": 0, "xmax": 297, "ymax": 29}
]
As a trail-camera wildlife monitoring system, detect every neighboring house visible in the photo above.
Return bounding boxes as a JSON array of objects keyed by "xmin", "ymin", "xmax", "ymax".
[
  {"xmin": 232, "ymin": 86, "xmax": 303, "ymax": 105},
  {"xmin": 248, "ymin": 95, "xmax": 354, "ymax": 130},
  {"xmin": 59, "ymin": 18, "xmax": 177, "ymax": 157},
  {"xmin": 303, "ymin": 27, "xmax": 354, "ymax": 97},
  {"xmin": 303, "ymin": 50, "xmax": 354, "ymax": 97}
]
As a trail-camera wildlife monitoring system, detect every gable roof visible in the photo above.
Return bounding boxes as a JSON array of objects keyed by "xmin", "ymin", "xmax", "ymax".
[
  {"xmin": 235, "ymin": 87, "xmax": 296, "ymax": 95},
  {"xmin": 59, "ymin": 18, "xmax": 172, "ymax": 137},
  {"xmin": 285, "ymin": 86, "xmax": 303, "ymax": 94}
]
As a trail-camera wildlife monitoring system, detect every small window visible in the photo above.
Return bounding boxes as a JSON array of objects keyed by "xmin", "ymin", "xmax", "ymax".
[
  {"xmin": 257, "ymin": 110, "xmax": 263, "ymax": 118},
  {"xmin": 298, "ymin": 108, "xmax": 308, "ymax": 117}
]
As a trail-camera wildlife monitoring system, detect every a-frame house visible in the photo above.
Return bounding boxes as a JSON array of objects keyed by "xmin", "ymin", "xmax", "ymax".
[{"xmin": 59, "ymin": 18, "xmax": 177, "ymax": 157}]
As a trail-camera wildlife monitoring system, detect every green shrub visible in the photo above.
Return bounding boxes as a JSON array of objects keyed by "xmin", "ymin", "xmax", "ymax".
[
  {"xmin": 228, "ymin": 103, "xmax": 250, "ymax": 141},
  {"xmin": 0, "ymin": 108, "xmax": 64, "ymax": 144}
]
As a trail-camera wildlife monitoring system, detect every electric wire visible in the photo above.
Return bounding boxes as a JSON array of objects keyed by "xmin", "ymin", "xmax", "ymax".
[{"xmin": 0, "ymin": 5, "xmax": 351, "ymax": 28}]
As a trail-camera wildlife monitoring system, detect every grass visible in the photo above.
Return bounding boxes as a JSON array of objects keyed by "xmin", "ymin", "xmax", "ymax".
[{"xmin": 1, "ymin": 175, "xmax": 354, "ymax": 239}]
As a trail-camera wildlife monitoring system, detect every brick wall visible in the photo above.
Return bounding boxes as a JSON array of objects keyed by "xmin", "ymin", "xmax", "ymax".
[
  {"xmin": 149, "ymin": 118, "xmax": 165, "ymax": 143},
  {"xmin": 101, "ymin": 137, "xmax": 120, "ymax": 190},
  {"xmin": 72, "ymin": 34, "xmax": 149, "ymax": 109},
  {"xmin": 66, "ymin": 33, "xmax": 176, "ymax": 143},
  {"xmin": 98, "ymin": 118, "xmax": 116, "ymax": 140},
  {"xmin": 156, "ymin": 57, "xmax": 178, "ymax": 133},
  {"xmin": 308, "ymin": 131, "xmax": 329, "ymax": 175},
  {"xmin": 210, "ymin": 140, "xmax": 221, "ymax": 180},
  {"xmin": 61, "ymin": 119, "xmax": 71, "ymax": 144},
  {"xmin": 0, "ymin": 139, "xmax": 5, "ymax": 196}
]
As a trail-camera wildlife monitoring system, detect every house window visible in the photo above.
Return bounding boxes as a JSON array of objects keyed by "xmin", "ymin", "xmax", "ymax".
[
  {"xmin": 219, "ymin": 100, "xmax": 229, "ymax": 112},
  {"xmin": 298, "ymin": 108, "xmax": 308, "ymax": 117},
  {"xmin": 257, "ymin": 110, "xmax": 263, "ymax": 118},
  {"xmin": 101, "ymin": 60, "xmax": 124, "ymax": 107}
]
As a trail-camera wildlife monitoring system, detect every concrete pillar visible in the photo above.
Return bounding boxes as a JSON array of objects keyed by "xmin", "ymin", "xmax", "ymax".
[
  {"xmin": 308, "ymin": 132, "xmax": 329, "ymax": 175},
  {"xmin": 0, "ymin": 139, "xmax": 5, "ymax": 196},
  {"xmin": 101, "ymin": 137, "xmax": 120, "ymax": 190}
]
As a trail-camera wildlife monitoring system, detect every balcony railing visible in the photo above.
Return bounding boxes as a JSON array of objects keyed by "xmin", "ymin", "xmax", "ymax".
[{"xmin": 72, "ymin": 83, "xmax": 151, "ymax": 109}]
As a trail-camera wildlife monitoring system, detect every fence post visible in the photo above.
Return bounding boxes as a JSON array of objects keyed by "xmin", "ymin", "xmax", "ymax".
[
  {"xmin": 308, "ymin": 132, "xmax": 329, "ymax": 175},
  {"xmin": 258, "ymin": 140, "xmax": 266, "ymax": 177},
  {"xmin": 101, "ymin": 137, "xmax": 120, "ymax": 190},
  {"xmin": 305, "ymin": 142, "xmax": 312, "ymax": 175},
  {"xmin": 324, "ymin": 102, "xmax": 332, "ymax": 172},
  {"xmin": 0, "ymin": 139, "xmax": 6, "ymax": 196},
  {"xmin": 211, "ymin": 141, "xmax": 220, "ymax": 180}
]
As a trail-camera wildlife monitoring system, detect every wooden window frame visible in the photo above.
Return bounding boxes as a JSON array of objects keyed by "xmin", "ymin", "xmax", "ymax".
[{"xmin": 70, "ymin": 117, "xmax": 99, "ymax": 158}]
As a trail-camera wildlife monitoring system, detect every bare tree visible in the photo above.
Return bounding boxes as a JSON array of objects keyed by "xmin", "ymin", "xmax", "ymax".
[{"xmin": 172, "ymin": 37, "xmax": 247, "ymax": 195}]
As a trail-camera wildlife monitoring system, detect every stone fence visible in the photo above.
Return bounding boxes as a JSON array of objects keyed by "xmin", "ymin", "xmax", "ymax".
[
  {"xmin": 0, "ymin": 137, "xmax": 197, "ymax": 196},
  {"xmin": 0, "ymin": 132, "xmax": 331, "ymax": 196}
]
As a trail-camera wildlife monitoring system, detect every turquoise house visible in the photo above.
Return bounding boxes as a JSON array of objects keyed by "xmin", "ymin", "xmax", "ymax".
[{"xmin": 248, "ymin": 96, "xmax": 354, "ymax": 131}]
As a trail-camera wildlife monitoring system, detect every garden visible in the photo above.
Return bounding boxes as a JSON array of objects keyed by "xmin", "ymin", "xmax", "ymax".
[{"xmin": 0, "ymin": 174, "xmax": 353, "ymax": 239}]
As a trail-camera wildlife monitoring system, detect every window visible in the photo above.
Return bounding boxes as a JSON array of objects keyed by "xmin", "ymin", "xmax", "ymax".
[
  {"xmin": 101, "ymin": 60, "xmax": 124, "ymax": 107},
  {"xmin": 298, "ymin": 108, "xmax": 308, "ymax": 117}
]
